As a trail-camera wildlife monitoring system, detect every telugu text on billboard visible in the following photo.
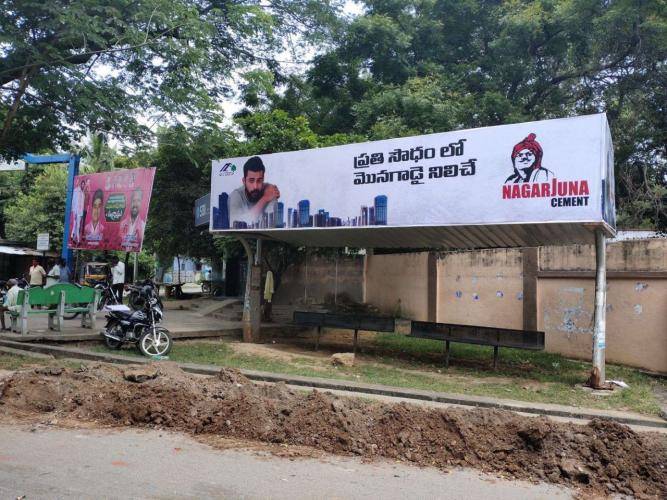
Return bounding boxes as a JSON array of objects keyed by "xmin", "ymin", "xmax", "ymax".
[
  {"xmin": 67, "ymin": 168, "xmax": 156, "ymax": 252},
  {"xmin": 210, "ymin": 114, "xmax": 614, "ymax": 233}
]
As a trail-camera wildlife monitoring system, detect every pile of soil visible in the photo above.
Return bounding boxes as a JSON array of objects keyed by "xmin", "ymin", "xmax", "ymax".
[{"xmin": 1, "ymin": 363, "xmax": 665, "ymax": 497}]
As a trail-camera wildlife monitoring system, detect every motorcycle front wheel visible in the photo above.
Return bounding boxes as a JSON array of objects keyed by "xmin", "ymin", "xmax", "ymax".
[{"xmin": 138, "ymin": 327, "xmax": 172, "ymax": 357}]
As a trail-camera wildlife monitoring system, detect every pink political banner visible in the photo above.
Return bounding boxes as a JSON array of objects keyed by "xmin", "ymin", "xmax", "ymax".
[{"xmin": 67, "ymin": 167, "xmax": 156, "ymax": 252}]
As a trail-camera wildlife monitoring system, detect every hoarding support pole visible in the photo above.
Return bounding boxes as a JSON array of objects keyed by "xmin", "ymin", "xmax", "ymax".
[
  {"xmin": 238, "ymin": 236, "xmax": 261, "ymax": 343},
  {"xmin": 61, "ymin": 154, "xmax": 80, "ymax": 272},
  {"xmin": 133, "ymin": 252, "xmax": 138, "ymax": 282},
  {"xmin": 591, "ymin": 229, "xmax": 607, "ymax": 388}
]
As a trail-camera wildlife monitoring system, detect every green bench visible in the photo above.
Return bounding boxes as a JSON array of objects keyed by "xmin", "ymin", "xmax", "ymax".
[{"xmin": 9, "ymin": 284, "xmax": 100, "ymax": 335}]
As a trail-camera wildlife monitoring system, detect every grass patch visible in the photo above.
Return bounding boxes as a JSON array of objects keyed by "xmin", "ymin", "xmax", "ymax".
[
  {"xmin": 88, "ymin": 339, "xmax": 666, "ymax": 417},
  {"xmin": 0, "ymin": 353, "xmax": 84, "ymax": 371}
]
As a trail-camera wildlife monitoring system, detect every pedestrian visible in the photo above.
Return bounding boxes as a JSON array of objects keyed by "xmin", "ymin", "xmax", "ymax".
[
  {"xmin": 0, "ymin": 279, "xmax": 21, "ymax": 330},
  {"xmin": 110, "ymin": 256, "xmax": 125, "ymax": 303},
  {"xmin": 28, "ymin": 259, "xmax": 46, "ymax": 287},
  {"xmin": 263, "ymin": 270, "xmax": 274, "ymax": 322},
  {"xmin": 58, "ymin": 258, "xmax": 71, "ymax": 284},
  {"xmin": 45, "ymin": 259, "xmax": 60, "ymax": 287}
]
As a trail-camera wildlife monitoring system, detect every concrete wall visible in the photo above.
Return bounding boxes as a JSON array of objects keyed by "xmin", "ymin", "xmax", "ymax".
[
  {"xmin": 437, "ymin": 249, "xmax": 524, "ymax": 330},
  {"xmin": 275, "ymin": 239, "xmax": 666, "ymax": 372},
  {"xmin": 538, "ymin": 239, "xmax": 667, "ymax": 372},
  {"xmin": 539, "ymin": 277, "xmax": 667, "ymax": 372},
  {"xmin": 362, "ymin": 238, "xmax": 667, "ymax": 373},
  {"xmin": 365, "ymin": 252, "xmax": 430, "ymax": 320},
  {"xmin": 274, "ymin": 254, "xmax": 364, "ymax": 306}
]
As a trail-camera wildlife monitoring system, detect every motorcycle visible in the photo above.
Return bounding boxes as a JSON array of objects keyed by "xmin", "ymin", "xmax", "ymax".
[
  {"xmin": 63, "ymin": 279, "xmax": 118, "ymax": 320},
  {"xmin": 126, "ymin": 279, "xmax": 157, "ymax": 310},
  {"xmin": 101, "ymin": 285, "xmax": 173, "ymax": 357}
]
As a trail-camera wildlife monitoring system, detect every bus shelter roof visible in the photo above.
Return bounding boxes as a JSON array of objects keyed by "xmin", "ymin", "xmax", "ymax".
[{"xmin": 224, "ymin": 221, "xmax": 614, "ymax": 249}]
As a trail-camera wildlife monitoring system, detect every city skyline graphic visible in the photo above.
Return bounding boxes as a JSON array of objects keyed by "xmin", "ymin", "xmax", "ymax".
[{"xmin": 212, "ymin": 193, "xmax": 388, "ymax": 230}]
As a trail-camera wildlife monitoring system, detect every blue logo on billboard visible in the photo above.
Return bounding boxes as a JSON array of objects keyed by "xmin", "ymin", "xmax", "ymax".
[{"xmin": 218, "ymin": 162, "xmax": 237, "ymax": 176}]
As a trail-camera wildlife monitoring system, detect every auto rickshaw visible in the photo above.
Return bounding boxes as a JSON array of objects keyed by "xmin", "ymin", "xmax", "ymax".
[{"xmin": 81, "ymin": 261, "xmax": 111, "ymax": 286}]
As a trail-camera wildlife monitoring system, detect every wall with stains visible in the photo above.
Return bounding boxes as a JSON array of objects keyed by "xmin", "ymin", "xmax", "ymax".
[
  {"xmin": 538, "ymin": 277, "xmax": 666, "ymax": 372},
  {"xmin": 538, "ymin": 239, "xmax": 667, "ymax": 372},
  {"xmin": 274, "ymin": 254, "xmax": 364, "ymax": 306},
  {"xmin": 365, "ymin": 252, "xmax": 430, "ymax": 320},
  {"xmin": 437, "ymin": 249, "xmax": 524, "ymax": 329},
  {"xmin": 540, "ymin": 239, "xmax": 667, "ymax": 271}
]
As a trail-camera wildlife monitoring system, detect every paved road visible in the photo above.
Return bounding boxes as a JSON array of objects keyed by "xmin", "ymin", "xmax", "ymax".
[{"xmin": 0, "ymin": 424, "xmax": 571, "ymax": 500}]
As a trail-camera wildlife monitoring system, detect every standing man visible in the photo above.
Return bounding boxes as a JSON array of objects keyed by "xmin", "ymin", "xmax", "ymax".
[
  {"xmin": 228, "ymin": 156, "xmax": 280, "ymax": 227},
  {"xmin": 110, "ymin": 256, "xmax": 125, "ymax": 303},
  {"xmin": 70, "ymin": 178, "xmax": 87, "ymax": 244},
  {"xmin": 120, "ymin": 188, "xmax": 146, "ymax": 251},
  {"xmin": 45, "ymin": 259, "xmax": 60, "ymax": 287},
  {"xmin": 28, "ymin": 259, "xmax": 46, "ymax": 287}
]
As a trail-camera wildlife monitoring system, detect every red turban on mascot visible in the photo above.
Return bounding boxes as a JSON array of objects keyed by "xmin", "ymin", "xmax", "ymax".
[{"xmin": 511, "ymin": 133, "xmax": 543, "ymax": 170}]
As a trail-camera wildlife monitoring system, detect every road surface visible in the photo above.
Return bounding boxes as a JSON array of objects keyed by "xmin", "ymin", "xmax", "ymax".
[{"xmin": 0, "ymin": 423, "xmax": 573, "ymax": 500}]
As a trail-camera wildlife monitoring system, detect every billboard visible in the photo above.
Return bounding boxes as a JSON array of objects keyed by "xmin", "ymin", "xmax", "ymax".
[
  {"xmin": 67, "ymin": 168, "xmax": 156, "ymax": 252},
  {"xmin": 210, "ymin": 114, "xmax": 614, "ymax": 234}
]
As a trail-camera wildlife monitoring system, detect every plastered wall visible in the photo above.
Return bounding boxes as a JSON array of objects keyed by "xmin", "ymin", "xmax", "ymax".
[
  {"xmin": 361, "ymin": 239, "xmax": 667, "ymax": 373},
  {"xmin": 437, "ymin": 249, "xmax": 524, "ymax": 330},
  {"xmin": 274, "ymin": 254, "xmax": 364, "ymax": 305},
  {"xmin": 539, "ymin": 277, "xmax": 666, "ymax": 372},
  {"xmin": 364, "ymin": 252, "xmax": 430, "ymax": 320}
]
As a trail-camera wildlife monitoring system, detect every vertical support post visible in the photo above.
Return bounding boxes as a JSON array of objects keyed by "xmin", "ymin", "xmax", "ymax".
[
  {"xmin": 315, "ymin": 325, "xmax": 321, "ymax": 351},
  {"xmin": 353, "ymin": 329, "xmax": 358, "ymax": 355},
  {"xmin": 522, "ymin": 247, "xmax": 539, "ymax": 331},
  {"xmin": 237, "ymin": 236, "xmax": 261, "ymax": 343},
  {"xmin": 444, "ymin": 340, "xmax": 450, "ymax": 368},
  {"xmin": 334, "ymin": 255, "xmax": 338, "ymax": 307},
  {"xmin": 61, "ymin": 155, "xmax": 80, "ymax": 272},
  {"xmin": 592, "ymin": 229, "xmax": 607, "ymax": 386},
  {"xmin": 133, "ymin": 252, "xmax": 138, "ymax": 282}
]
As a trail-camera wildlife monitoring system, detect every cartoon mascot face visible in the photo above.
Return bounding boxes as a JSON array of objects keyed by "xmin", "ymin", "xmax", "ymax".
[{"xmin": 506, "ymin": 133, "xmax": 551, "ymax": 183}]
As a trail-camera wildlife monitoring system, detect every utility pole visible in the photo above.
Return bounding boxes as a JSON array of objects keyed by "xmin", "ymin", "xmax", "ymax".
[{"xmin": 591, "ymin": 229, "xmax": 607, "ymax": 387}]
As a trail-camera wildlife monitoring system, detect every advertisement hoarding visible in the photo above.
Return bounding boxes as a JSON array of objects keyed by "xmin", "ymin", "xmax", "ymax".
[
  {"xmin": 67, "ymin": 168, "xmax": 156, "ymax": 252},
  {"xmin": 210, "ymin": 114, "xmax": 615, "ymax": 239}
]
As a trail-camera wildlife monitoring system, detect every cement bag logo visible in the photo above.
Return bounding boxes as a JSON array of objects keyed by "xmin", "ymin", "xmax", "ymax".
[
  {"xmin": 218, "ymin": 162, "xmax": 237, "ymax": 176},
  {"xmin": 502, "ymin": 133, "xmax": 590, "ymax": 208}
]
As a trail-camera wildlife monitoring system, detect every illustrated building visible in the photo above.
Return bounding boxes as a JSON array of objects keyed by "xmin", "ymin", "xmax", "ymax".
[
  {"xmin": 374, "ymin": 195, "xmax": 388, "ymax": 225},
  {"xmin": 298, "ymin": 200, "xmax": 310, "ymax": 227},
  {"xmin": 212, "ymin": 192, "xmax": 229, "ymax": 229}
]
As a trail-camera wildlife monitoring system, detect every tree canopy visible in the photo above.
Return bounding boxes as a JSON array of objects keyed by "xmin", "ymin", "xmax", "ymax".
[{"xmin": 0, "ymin": 0, "xmax": 342, "ymax": 158}]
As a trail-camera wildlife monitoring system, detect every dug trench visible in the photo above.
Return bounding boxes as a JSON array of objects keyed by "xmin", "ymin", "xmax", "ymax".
[{"xmin": 0, "ymin": 362, "xmax": 664, "ymax": 498}]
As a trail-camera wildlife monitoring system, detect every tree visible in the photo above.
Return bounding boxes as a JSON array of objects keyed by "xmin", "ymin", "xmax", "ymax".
[
  {"xmin": 0, "ymin": 0, "xmax": 342, "ymax": 158},
  {"xmin": 81, "ymin": 132, "xmax": 116, "ymax": 172},
  {"xmin": 260, "ymin": 0, "xmax": 666, "ymax": 229},
  {"xmin": 5, "ymin": 166, "xmax": 68, "ymax": 248},
  {"xmin": 145, "ymin": 125, "xmax": 235, "ymax": 263}
]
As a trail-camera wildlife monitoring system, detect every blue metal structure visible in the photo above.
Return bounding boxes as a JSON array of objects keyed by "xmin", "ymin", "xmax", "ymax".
[{"xmin": 21, "ymin": 153, "xmax": 80, "ymax": 271}]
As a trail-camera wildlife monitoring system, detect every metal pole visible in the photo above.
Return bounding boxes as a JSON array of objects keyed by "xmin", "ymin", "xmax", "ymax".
[
  {"xmin": 133, "ymin": 252, "xmax": 138, "ymax": 282},
  {"xmin": 592, "ymin": 229, "xmax": 607, "ymax": 387},
  {"xmin": 61, "ymin": 154, "xmax": 80, "ymax": 271}
]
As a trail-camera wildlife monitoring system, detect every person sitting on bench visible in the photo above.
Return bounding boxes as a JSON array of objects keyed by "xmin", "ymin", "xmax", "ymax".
[{"xmin": 0, "ymin": 279, "xmax": 20, "ymax": 331}]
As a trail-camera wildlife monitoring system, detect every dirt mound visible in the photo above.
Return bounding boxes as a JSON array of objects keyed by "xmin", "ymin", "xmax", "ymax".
[{"xmin": 1, "ymin": 363, "xmax": 665, "ymax": 497}]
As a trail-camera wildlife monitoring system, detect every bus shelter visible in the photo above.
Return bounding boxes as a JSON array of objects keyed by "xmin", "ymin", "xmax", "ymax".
[{"xmin": 209, "ymin": 113, "xmax": 615, "ymax": 387}]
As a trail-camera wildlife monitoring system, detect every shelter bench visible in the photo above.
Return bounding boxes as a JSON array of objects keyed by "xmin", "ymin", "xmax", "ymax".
[
  {"xmin": 410, "ymin": 321, "xmax": 545, "ymax": 369},
  {"xmin": 9, "ymin": 284, "xmax": 100, "ymax": 335},
  {"xmin": 293, "ymin": 311, "xmax": 395, "ymax": 354}
]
